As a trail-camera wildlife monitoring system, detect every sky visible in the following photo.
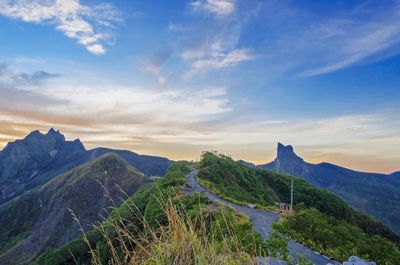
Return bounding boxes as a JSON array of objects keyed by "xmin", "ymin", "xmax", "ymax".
[{"xmin": 0, "ymin": 0, "xmax": 399, "ymax": 173}]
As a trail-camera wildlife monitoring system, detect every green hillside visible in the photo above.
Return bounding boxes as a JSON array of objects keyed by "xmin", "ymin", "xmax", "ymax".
[
  {"xmin": 197, "ymin": 151, "xmax": 400, "ymax": 263},
  {"xmin": 0, "ymin": 153, "xmax": 147, "ymax": 265},
  {"xmin": 34, "ymin": 162, "xmax": 284, "ymax": 265}
]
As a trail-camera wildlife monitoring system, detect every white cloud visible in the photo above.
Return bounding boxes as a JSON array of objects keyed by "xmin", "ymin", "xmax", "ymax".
[
  {"xmin": 191, "ymin": 48, "xmax": 253, "ymax": 73},
  {"xmin": 300, "ymin": 16, "xmax": 400, "ymax": 76},
  {"xmin": 180, "ymin": 3, "xmax": 250, "ymax": 76},
  {"xmin": 86, "ymin": 44, "xmax": 106, "ymax": 56},
  {"xmin": 0, "ymin": 0, "xmax": 121, "ymax": 55},
  {"xmin": 256, "ymin": 1, "xmax": 400, "ymax": 77},
  {"xmin": 46, "ymin": 85, "xmax": 231, "ymax": 123},
  {"xmin": 191, "ymin": 0, "xmax": 235, "ymax": 16},
  {"xmin": 183, "ymin": 38, "xmax": 254, "ymax": 76}
]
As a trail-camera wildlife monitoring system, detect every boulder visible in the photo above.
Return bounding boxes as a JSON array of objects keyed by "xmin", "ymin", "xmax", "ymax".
[{"xmin": 343, "ymin": 256, "xmax": 376, "ymax": 265}]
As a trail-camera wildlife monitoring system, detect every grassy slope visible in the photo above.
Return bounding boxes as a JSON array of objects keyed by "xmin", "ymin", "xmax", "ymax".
[
  {"xmin": 197, "ymin": 152, "xmax": 400, "ymax": 263},
  {"xmin": 34, "ymin": 162, "xmax": 279, "ymax": 265},
  {"xmin": 0, "ymin": 153, "xmax": 146, "ymax": 264}
]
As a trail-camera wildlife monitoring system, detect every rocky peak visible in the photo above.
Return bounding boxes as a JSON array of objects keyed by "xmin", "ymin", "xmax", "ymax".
[
  {"xmin": 0, "ymin": 129, "xmax": 87, "ymax": 203},
  {"xmin": 46, "ymin": 128, "xmax": 65, "ymax": 142},
  {"xmin": 25, "ymin": 129, "xmax": 43, "ymax": 139},
  {"xmin": 276, "ymin": 142, "xmax": 304, "ymax": 163},
  {"xmin": 265, "ymin": 143, "xmax": 310, "ymax": 177}
]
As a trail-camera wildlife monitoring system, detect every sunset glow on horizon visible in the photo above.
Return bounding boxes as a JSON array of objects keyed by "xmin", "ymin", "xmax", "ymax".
[{"xmin": 1, "ymin": 0, "xmax": 400, "ymax": 174}]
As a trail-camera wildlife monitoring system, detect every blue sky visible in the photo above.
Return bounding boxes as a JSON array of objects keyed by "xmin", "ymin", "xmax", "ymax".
[{"xmin": 0, "ymin": 0, "xmax": 399, "ymax": 173}]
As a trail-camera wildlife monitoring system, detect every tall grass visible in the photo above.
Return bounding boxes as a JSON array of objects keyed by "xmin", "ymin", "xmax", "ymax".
[{"xmin": 78, "ymin": 183, "xmax": 263, "ymax": 265}]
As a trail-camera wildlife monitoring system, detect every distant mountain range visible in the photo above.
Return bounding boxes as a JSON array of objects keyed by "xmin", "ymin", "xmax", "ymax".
[
  {"xmin": 0, "ymin": 131, "xmax": 399, "ymax": 264},
  {"xmin": 0, "ymin": 129, "xmax": 170, "ymax": 205},
  {"xmin": 0, "ymin": 153, "xmax": 148, "ymax": 265},
  {"xmin": 258, "ymin": 143, "xmax": 400, "ymax": 235}
]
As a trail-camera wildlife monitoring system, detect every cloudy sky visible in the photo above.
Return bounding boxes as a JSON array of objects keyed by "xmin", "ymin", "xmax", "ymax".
[{"xmin": 0, "ymin": 0, "xmax": 399, "ymax": 173}]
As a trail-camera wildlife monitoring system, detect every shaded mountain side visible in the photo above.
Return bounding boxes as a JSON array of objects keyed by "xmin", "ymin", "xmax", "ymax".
[
  {"xmin": 0, "ymin": 129, "xmax": 86, "ymax": 204},
  {"xmin": 88, "ymin": 147, "xmax": 170, "ymax": 177},
  {"xmin": 259, "ymin": 143, "xmax": 400, "ymax": 235},
  {"xmin": 392, "ymin": 171, "xmax": 400, "ymax": 177},
  {"xmin": 0, "ymin": 153, "xmax": 148, "ymax": 265},
  {"xmin": 390, "ymin": 171, "xmax": 400, "ymax": 184},
  {"xmin": 0, "ymin": 129, "xmax": 170, "ymax": 204}
]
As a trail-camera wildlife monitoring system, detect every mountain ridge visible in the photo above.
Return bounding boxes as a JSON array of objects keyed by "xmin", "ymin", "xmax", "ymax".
[
  {"xmin": 258, "ymin": 143, "xmax": 400, "ymax": 235},
  {"xmin": 0, "ymin": 152, "xmax": 148, "ymax": 265},
  {"xmin": 0, "ymin": 129, "xmax": 170, "ymax": 204}
]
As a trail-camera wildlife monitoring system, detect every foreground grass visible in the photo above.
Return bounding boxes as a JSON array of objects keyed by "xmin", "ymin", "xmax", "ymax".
[{"xmin": 35, "ymin": 162, "xmax": 292, "ymax": 265}]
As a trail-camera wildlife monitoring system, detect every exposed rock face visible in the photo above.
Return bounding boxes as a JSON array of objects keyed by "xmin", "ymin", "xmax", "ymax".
[
  {"xmin": 0, "ymin": 129, "xmax": 86, "ymax": 204},
  {"xmin": 265, "ymin": 143, "xmax": 312, "ymax": 181},
  {"xmin": 0, "ymin": 153, "xmax": 147, "ymax": 265},
  {"xmin": 259, "ymin": 143, "xmax": 400, "ymax": 235},
  {"xmin": 342, "ymin": 256, "xmax": 376, "ymax": 265},
  {"xmin": 0, "ymin": 129, "xmax": 171, "ymax": 204}
]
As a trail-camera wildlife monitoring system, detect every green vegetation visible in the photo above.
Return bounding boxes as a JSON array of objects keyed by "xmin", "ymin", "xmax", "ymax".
[
  {"xmin": 197, "ymin": 151, "xmax": 400, "ymax": 263},
  {"xmin": 275, "ymin": 207, "xmax": 400, "ymax": 264},
  {"xmin": 198, "ymin": 152, "xmax": 280, "ymax": 207},
  {"xmin": 35, "ymin": 162, "xmax": 288, "ymax": 265},
  {"xmin": 0, "ymin": 153, "xmax": 147, "ymax": 265},
  {"xmin": 0, "ymin": 192, "xmax": 42, "ymax": 254}
]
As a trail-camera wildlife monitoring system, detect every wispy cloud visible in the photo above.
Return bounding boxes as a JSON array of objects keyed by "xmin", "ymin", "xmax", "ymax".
[
  {"xmin": 0, "ymin": 64, "xmax": 232, "ymax": 136},
  {"xmin": 140, "ymin": 50, "xmax": 173, "ymax": 86},
  {"xmin": 1, "ymin": 65, "xmax": 400, "ymax": 173},
  {"xmin": 253, "ymin": 1, "xmax": 400, "ymax": 77},
  {"xmin": 179, "ymin": 19, "xmax": 253, "ymax": 76},
  {"xmin": 191, "ymin": 0, "xmax": 235, "ymax": 16},
  {"xmin": 189, "ymin": 48, "xmax": 253, "ymax": 74},
  {"xmin": 0, "ymin": 63, "xmax": 59, "ymax": 86},
  {"xmin": 0, "ymin": 0, "xmax": 121, "ymax": 55},
  {"xmin": 0, "ymin": 63, "xmax": 63, "ymax": 111},
  {"xmin": 300, "ymin": 13, "xmax": 400, "ymax": 76}
]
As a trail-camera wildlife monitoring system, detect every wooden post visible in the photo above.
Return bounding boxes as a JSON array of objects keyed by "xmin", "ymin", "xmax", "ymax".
[{"xmin": 290, "ymin": 178, "xmax": 293, "ymax": 212}]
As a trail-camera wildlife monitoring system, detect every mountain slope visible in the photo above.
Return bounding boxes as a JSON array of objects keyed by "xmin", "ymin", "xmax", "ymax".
[
  {"xmin": 0, "ymin": 153, "xmax": 147, "ymax": 265},
  {"xmin": 0, "ymin": 129, "xmax": 170, "ymax": 204},
  {"xmin": 197, "ymin": 152, "xmax": 400, "ymax": 263},
  {"xmin": 259, "ymin": 143, "xmax": 400, "ymax": 235},
  {"xmin": 34, "ymin": 162, "xmax": 270, "ymax": 265},
  {"xmin": 0, "ymin": 129, "xmax": 87, "ymax": 204}
]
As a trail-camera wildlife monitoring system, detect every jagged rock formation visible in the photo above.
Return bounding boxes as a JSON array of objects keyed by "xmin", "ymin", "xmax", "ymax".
[
  {"xmin": 0, "ymin": 129, "xmax": 87, "ymax": 203},
  {"xmin": 0, "ymin": 153, "xmax": 147, "ymax": 265},
  {"xmin": 0, "ymin": 129, "xmax": 170, "ymax": 204},
  {"xmin": 259, "ymin": 143, "xmax": 400, "ymax": 235}
]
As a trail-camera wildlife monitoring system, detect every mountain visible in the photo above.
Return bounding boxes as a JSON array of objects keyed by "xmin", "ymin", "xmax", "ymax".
[
  {"xmin": 0, "ymin": 129, "xmax": 170, "ymax": 204},
  {"xmin": 237, "ymin": 159, "xmax": 256, "ymax": 168},
  {"xmin": 34, "ymin": 162, "xmax": 270, "ymax": 265},
  {"xmin": 0, "ymin": 153, "xmax": 147, "ymax": 265},
  {"xmin": 259, "ymin": 143, "xmax": 400, "ymax": 235},
  {"xmin": 0, "ymin": 128, "xmax": 87, "ymax": 204},
  {"xmin": 390, "ymin": 171, "xmax": 400, "ymax": 181},
  {"xmin": 197, "ymin": 152, "xmax": 400, "ymax": 263}
]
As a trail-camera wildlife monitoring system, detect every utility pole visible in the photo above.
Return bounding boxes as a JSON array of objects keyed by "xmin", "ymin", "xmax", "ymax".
[{"xmin": 290, "ymin": 177, "xmax": 294, "ymax": 212}]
